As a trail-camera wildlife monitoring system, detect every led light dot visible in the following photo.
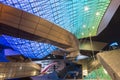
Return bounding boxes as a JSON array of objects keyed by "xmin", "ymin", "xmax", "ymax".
[
  {"xmin": 84, "ymin": 6, "xmax": 89, "ymax": 11},
  {"xmin": 82, "ymin": 32, "xmax": 84, "ymax": 35},
  {"xmin": 92, "ymin": 26, "xmax": 95, "ymax": 29},
  {"xmin": 96, "ymin": 12, "xmax": 100, "ymax": 16},
  {"xmin": 83, "ymin": 25, "xmax": 86, "ymax": 28}
]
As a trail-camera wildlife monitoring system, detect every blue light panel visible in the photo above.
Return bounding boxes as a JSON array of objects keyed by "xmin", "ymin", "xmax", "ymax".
[
  {"xmin": 0, "ymin": 36, "xmax": 10, "ymax": 47},
  {"xmin": 4, "ymin": 49, "xmax": 21, "ymax": 56},
  {"xmin": 0, "ymin": 50, "xmax": 9, "ymax": 62},
  {"xmin": 2, "ymin": 35, "xmax": 57, "ymax": 59},
  {"xmin": 110, "ymin": 42, "xmax": 119, "ymax": 47}
]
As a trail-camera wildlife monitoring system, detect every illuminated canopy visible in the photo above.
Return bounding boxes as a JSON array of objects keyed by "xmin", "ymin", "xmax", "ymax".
[
  {"xmin": 2, "ymin": 35, "xmax": 58, "ymax": 59},
  {"xmin": 0, "ymin": 0, "xmax": 110, "ymax": 39}
]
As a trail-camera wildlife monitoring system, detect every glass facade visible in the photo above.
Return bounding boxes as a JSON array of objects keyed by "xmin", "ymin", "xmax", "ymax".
[
  {"xmin": 0, "ymin": 0, "xmax": 110, "ymax": 39},
  {"xmin": 2, "ymin": 35, "xmax": 57, "ymax": 59}
]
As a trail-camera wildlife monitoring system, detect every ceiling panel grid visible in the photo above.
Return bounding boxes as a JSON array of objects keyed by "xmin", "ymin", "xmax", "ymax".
[{"xmin": 2, "ymin": 35, "xmax": 57, "ymax": 59}]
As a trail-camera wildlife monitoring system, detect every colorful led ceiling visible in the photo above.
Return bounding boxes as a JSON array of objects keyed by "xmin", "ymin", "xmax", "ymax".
[
  {"xmin": 2, "ymin": 35, "xmax": 57, "ymax": 59},
  {"xmin": 0, "ymin": 0, "xmax": 110, "ymax": 39}
]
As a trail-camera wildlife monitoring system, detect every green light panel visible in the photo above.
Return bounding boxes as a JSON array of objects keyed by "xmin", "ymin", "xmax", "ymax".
[
  {"xmin": 84, "ymin": 67, "xmax": 112, "ymax": 80},
  {"xmin": 0, "ymin": 0, "xmax": 110, "ymax": 39}
]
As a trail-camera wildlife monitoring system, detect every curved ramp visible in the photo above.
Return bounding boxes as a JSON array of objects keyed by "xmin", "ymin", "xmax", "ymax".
[
  {"xmin": 0, "ymin": 62, "xmax": 40, "ymax": 80},
  {"xmin": 0, "ymin": 3, "xmax": 80, "ymax": 58}
]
